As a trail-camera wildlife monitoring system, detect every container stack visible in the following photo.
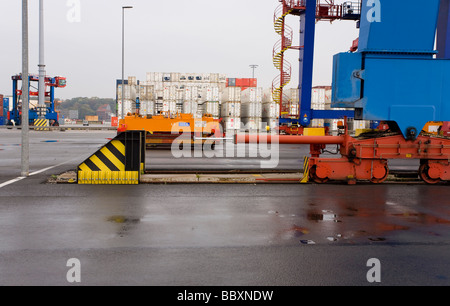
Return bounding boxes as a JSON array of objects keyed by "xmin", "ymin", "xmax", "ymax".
[
  {"xmin": 145, "ymin": 72, "xmax": 227, "ymax": 116},
  {"xmin": 310, "ymin": 86, "xmax": 331, "ymax": 127},
  {"xmin": 241, "ymin": 87, "xmax": 263, "ymax": 131},
  {"xmin": 199, "ymin": 86, "xmax": 220, "ymax": 119},
  {"xmin": 116, "ymin": 77, "xmax": 138, "ymax": 118},
  {"xmin": 182, "ymin": 86, "xmax": 199, "ymax": 116},
  {"xmin": 220, "ymin": 87, "xmax": 241, "ymax": 131},
  {"xmin": 138, "ymin": 84, "xmax": 155, "ymax": 116},
  {"xmin": 261, "ymin": 89, "xmax": 279, "ymax": 131}
]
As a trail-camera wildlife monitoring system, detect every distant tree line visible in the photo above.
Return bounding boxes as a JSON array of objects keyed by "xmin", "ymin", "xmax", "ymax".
[{"xmin": 58, "ymin": 97, "xmax": 116, "ymax": 119}]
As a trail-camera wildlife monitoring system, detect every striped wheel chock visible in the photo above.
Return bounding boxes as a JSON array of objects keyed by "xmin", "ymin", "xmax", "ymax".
[
  {"xmin": 77, "ymin": 131, "xmax": 146, "ymax": 185},
  {"xmin": 300, "ymin": 156, "xmax": 310, "ymax": 183},
  {"xmin": 34, "ymin": 119, "xmax": 49, "ymax": 131}
]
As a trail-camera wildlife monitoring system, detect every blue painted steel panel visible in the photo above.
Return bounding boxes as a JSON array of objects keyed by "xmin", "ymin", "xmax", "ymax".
[
  {"xmin": 298, "ymin": 0, "xmax": 317, "ymax": 126},
  {"xmin": 331, "ymin": 52, "xmax": 362, "ymax": 107},
  {"xmin": 359, "ymin": 0, "xmax": 440, "ymax": 54},
  {"xmin": 358, "ymin": 56, "xmax": 450, "ymax": 136},
  {"xmin": 0, "ymin": 117, "xmax": 4, "ymax": 125},
  {"xmin": 312, "ymin": 110, "xmax": 355, "ymax": 120}
]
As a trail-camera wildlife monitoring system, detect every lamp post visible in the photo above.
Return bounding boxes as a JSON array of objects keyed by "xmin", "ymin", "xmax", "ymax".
[
  {"xmin": 22, "ymin": 0, "xmax": 29, "ymax": 177},
  {"xmin": 121, "ymin": 6, "xmax": 133, "ymax": 119},
  {"xmin": 38, "ymin": 0, "xmax": 46, "ymax": 119},
  {"xmin": 250, "ymin": 64, "xmax": 259, "ymax": 79}
]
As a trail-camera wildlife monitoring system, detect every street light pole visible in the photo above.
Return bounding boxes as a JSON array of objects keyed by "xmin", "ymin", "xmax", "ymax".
[
  {"xmin": 121, "ymin": 6, "xmax": 133, "ymax": 119},
  {"xmin": 21, "ymin": 0, "xmax": 29, "ymax": 177},
  {"xmin": 38, "ymin": 0, "xmax": 46, "ymax": 118},
  {"xmin": 250, "ymin": 64, "xmax": 259, "ymax": 79}
]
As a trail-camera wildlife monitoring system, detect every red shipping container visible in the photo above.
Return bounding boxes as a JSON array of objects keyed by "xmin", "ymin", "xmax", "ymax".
[
  {"xmin": 249, "ymin": 78, "xmax": 257, "ymax": 87},
  {"xmin": 235, "ymin": 78, "xmax": 243, "ymax": 87},
  {"xmin": 111, "ymin": 116, "xmax": 119, "ymax": 127},
  {"xmin": 241, "ymin": 79, "xmax": 251, "ymax": 87}
]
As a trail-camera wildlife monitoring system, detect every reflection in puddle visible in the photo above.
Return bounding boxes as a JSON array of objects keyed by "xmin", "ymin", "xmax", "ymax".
[
  {"xmin": 300, "ymin": 240, "xmax": 316, "ymax": 245},
  {"xmin": 107, "ymin": 215, "xmax": 140, "ymax": 237},
  {"xmin": 307, "ymin": 210, "xmax": 341, "ymax": 222}
]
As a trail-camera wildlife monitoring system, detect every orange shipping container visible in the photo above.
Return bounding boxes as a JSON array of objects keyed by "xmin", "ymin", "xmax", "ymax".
[{"xmin": 85, "ymin": 115, "xmax": 99, "ymax": 121}]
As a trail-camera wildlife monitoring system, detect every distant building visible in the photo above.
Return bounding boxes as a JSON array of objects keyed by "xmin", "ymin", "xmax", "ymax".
[{"xmin": 96, "ymin": 104, "xmax": 112, "ymax": 121}]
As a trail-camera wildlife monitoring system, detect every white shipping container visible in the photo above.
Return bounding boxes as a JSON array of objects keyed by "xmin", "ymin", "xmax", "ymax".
[
  {"xmin": 221, "ymin": 87, "xmax": 241, "ymax": 102},
  {"xmin": 176, "ymin": 89, "xmax": 184, "ymax": 100},
  {"xmin": 192, "ymin": 86, "xmax": 200, "ymax": 100},
  {"xmin": 140, "ymin": 101, "xmax": 155, "ymax": 116},
  {"xmin": 221, "ymin": 102, "xmax": 241, "ymax": 117},
  {"xmin": 140, "ymin": 101, "xmax": 148, "ymax": 115},
  {"xmin": 163, "ymin": 86, "xmax": 177, "ymax": 100},
  {"xmin": 262, "ymin": 88, "xmax": 275, "ymax": 103},
  {"xmin": 146, "ymin": 72, "xmax": 155, "ymax": 82},
  {"xmin": 139, "ymin": 85, "xmax": 154, "ymax": 101},
  {"xmin": 262, "ymin": 102, "xmax": 280, "ymax": 119},
  {"xmin": 222, "ymin": 117, "xmax": 241, "ymax": 130},
  {"xmin": 241, "ymin": 102, "xmax": 262, "ymax": 118},
  {"xmin": 219, "ymin": 74, "xmax": 227, "ymax": 83},
  {"xmin": 210, "ymin": 73, "xmax": 219, "ymax": 83},
  {"xmin": 182, "ymin": 101, "xmax": 198, "ymax": 115},
  {"xmin": 117, "ymin": 84, "xmax": 136, "ymax": 101},
  {"xmin": 202, "ymin": 73, "xmax": 211, "ymax": 82},
  {"xmin": 241, "ymin": 87, "xmax": 263, "ymax": 103},
  {"xmin": 163, "ymin": 73, "xmax": 171, "ymax": 82},
  {"xmin": 128, "ymin": 76, "xmax": 137, "ymax": 86},
  {"xmin": 203, "ymin": 101, "xmax": 220, "ymax": 118},
  {"xmin": 162, "ymin": 101, "xmax": 177, "ymax": 113},
  {"xmin": 123, "ymin": 100, "xmax": 134, "ymax": 116},
  {"xmin": 155, "ymin": 72, "xmax": 163, "ymax": 82},
  {"xmin": 171, "ymin": 72, "xmax": 180, "ymax": 82},
  {"xmin": 202, "ymin": 86, "xmax": 220, "ymax": 102}
]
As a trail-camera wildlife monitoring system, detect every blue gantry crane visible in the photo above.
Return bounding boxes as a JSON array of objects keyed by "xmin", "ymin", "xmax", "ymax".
[{"xmin": 9, "ymin": 74, "xmax": 66, "ymax": 126}]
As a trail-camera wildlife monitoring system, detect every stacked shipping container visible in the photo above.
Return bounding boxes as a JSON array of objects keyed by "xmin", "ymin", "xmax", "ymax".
[
  {"xmin": 220, "ymin": 87, "xmax": 241, "ymax": 131},
  {"xmin": 261, "ymin": 89, "xmax": 279, "ymax": 131},
  {"xmin": 241, "ymin": 88, "xmax": 263, "ymax": 131}
]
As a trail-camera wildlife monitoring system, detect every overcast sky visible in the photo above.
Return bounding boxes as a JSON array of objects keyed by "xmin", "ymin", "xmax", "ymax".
[{"xmin": 0, "ymin": 0, "xmax": 359, "ymax": 100}]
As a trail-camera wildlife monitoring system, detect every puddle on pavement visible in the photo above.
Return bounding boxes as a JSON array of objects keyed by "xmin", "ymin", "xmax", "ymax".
[
  {"xmin": 390, "ymin": 213, "xmax": 450, "ymax": 225},
  {"xmin": 307, "ymin": 210, "xmax": 341, "ymax": 223},
  {"xmin": 300, "ymin": 240, "xmax": 316, "ymax": 245},
  {"xmin": 107, "ymin": 215, "xmax": 140, "ymax": 237}
]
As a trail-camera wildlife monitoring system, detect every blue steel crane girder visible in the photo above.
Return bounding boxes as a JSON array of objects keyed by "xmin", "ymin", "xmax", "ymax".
[{"xmin": 331, "ymin": 0, "xmax": 450, "ymax": 139}]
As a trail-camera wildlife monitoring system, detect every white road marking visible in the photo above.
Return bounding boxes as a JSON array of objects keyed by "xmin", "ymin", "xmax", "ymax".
[
  {"xmin": 0, "ymin": 177, "xmax": 27, "ymax": 189},
  {"xmin": 0, "ymin": 157, "xmax": 82, "ymax": 189}
]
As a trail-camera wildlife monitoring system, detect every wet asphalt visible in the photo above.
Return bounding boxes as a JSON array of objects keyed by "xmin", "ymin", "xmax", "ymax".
[{"xmin": 0, "ymin": 129, "xmax": 449, "ymax": 286}]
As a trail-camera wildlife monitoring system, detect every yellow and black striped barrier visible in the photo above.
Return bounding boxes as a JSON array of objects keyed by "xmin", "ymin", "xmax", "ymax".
[
  {"xmin": 34, "ymin": 119, "xmax": 49, "ymax": 131},
  {"xmin": 77, "ymin": 131, "xmax": 146, "ymax": 185},
  {"xmin": 301, "ymin": 156, "xmax": 310, "ymax": 183}
]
